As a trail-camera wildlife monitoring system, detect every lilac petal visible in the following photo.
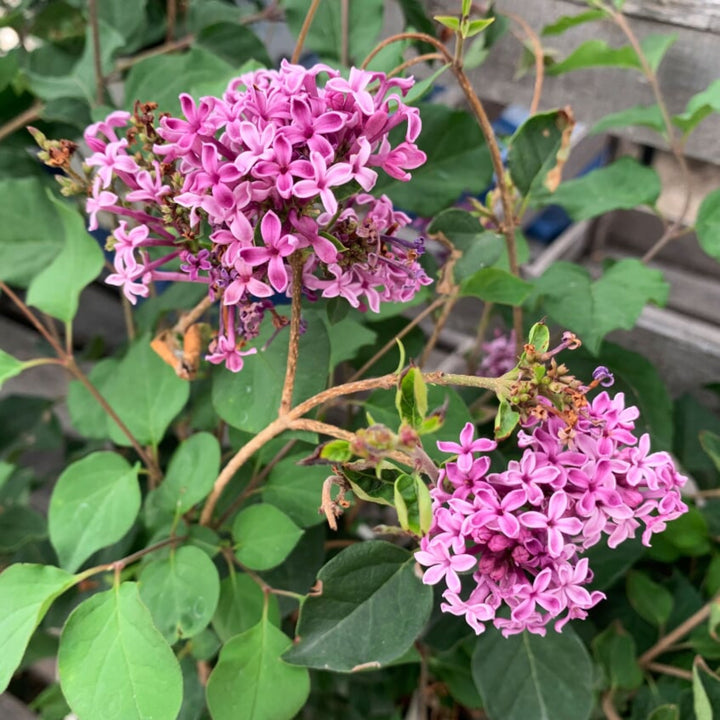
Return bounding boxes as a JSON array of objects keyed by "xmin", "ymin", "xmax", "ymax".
[{"xmin": 267, "ymin": 256, "xmax": 289, "ymax": 292}]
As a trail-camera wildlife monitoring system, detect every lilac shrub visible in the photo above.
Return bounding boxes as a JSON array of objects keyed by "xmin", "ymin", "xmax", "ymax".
[
  {"xmin": 416, "ymin": 387, "xmax": 688, "ymax": 637},
  {"xmin": 83, "ymin": 61, "xmax": 430, "ymax": 372}
]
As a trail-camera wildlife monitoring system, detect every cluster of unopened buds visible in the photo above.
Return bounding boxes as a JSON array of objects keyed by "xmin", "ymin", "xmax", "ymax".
[
  {"xmin": 59, "ymin": 61, "xmax": 431, "ymax": 373},
  {"xmin": 416, "ymin": 336, "xmax": 688, "ymax": 636}
]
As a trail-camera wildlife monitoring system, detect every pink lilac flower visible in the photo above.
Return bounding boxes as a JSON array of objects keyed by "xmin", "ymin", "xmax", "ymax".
[
  {"xmin": 415, "ymin": 390, "xmax": 688, "ymax": 637},
  {"xmin": 81, "ymin": 60, "xmax": 430, "ymax": 372}
]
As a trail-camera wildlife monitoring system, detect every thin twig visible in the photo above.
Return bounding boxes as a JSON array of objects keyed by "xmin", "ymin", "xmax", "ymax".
[
  {"xmin": 288, "ymin": 418, "xmax": 355, "ymax": 442},
  {"xmin": 504, "ymin": 11, "xmax": 544, "ymax": 115},
  {"xmin": 0, "ymin": 101, "xmax": 44, "ymax": 143},
  {"xmin": 639, "ymin": 594, "xmax": 720, "ymax": 666},
  {"xmin": 166, "ymin": 0, "xmax": 177, "ymax": 43},
  {"xmin": 121, "ymin": 294, "xmax": 136, "ymax": 341},
  {"xmin": 87, "ymin": 0, "xmax": 104, "ymax": 105},
  {"xmin": 468, "ymin": 301, "xmax": 494, "ymax": 372},
  {"xmin": 388, "ymin": 52, "xmax": 445, "ymax": 78},
  {"xmin": 173, "ymin": 294, "xmax": 213, "ymax": 335},
  {"xmin": 280, "ymin": 256, "xmax": 304, "ymax": 415},
  {"xmin": 419, "ymin": 293, "xmax": 458, "ymax": 368},
  {"xmin": 601, "ymin": 690, "xmax": 622, "ymax": 720},
  {"xmin": 291, "ymin": 0, "xmax": 322, "ymax": 64},
  {"xmin": 200, "ymin": 370, "xmax": 500, "ymax": 525},
  {"xmin": 362, "ymin": 32, "xmax": 453, "ymax": 69},
  {"xmin": 646, "ymin": 662, "xmax": 693, "ymax": 682},
  {"xmin": 348, "ymin": 296, "xmax": 446, "ymax": 381}
]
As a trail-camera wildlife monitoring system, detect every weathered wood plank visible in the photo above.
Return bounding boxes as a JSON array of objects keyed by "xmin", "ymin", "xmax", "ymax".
[
  {"xmin": 569, "ymin": 0, "xmax": 720, "ymax": 33},
  {"xmin": 433, "ymin": 0, "xmax": 720, "ymax": 163}
]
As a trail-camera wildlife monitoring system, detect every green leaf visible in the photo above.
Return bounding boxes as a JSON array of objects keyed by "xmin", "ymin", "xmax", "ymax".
[
  {"xmin": 701, "ymin": 431, "xmax": 720, "ymax": 473},
  {"xmin": 508, "ymin": 108, "xmax": 575, "ymax": 197},
  {"xmin": 471, "ymin": 626, "xmax": 594, "ymax": 720},
  {"xmin": 97, "ymin": 0, "xmax": 146, "ymax": 44},
  {"xmin": 396, "ymin": 366, "xmax": 428, "ymax": 430},
  {"xmin": 65, "ymin": 358, "xmax": 118, "ymax": 439},
  {"xmin": 324, "ymin": 313, "xmax": 377, "ymax": 367},
  {"xmin": 535, "ymin": 259, "xmax": 669, "ymax": 354},
  {"xmin": 694, "ymin": 657, "xmax": 720, "ymax": 720},
  {"xmin": 464, "ymin": 17, "xmax": 495, "ymax": 38},
  {"xmin": 152, "ymin": 432, "xmax": 221, "ymax": 515},
  {"xmin": 460, "ymin": 267, "xmax": 533, "ymax": 305},
  {"xmin": 206, "ymin": 614, "xmax": 310, "ymax": 720},
  {"xmin": 547, "ymin": 39, "xmax": 640, "ymax": 75},
  {"xmin": 426, "ymin": 209, "xmax": 504, "ymax": 281},
  {"xmin": 58, "ymin": 583, "xmax": 182, "ymax": 720},
  {"xmin": 542, "ymin": 10, "xmax": 607, "ymax": 36},
  {"xmin": 494, "ymin": 398, "xmax": 520, "ymax": 441},
  {"xmin": 394, "ymin": 473, "xmax": 432, "ymax": 535},
  {"xmin": 213, "ymin": 310, "xmax": 330, "ymax": 433},
  {"xmin": 340, "ymin": 462, "xmax": 398, "ymax": 507},
  {"xmin": 527, "ymin": 322, "xmax": 550, "ymax": 354},
  {"xmin": 648, "ymin": 507, "xmax": 711, "ymax": 560},
  {"xmin": 374, "ymin": 103, "xmax": 493, "ymax": 216},
  {"xmin": 626, "ymin": 571, "xmax": 673, "ymax": 626},
  {"xmin": 124, "ymin": 48, "xmax": 235, "ymax": 114},
  {"xmin": 284, "ymin": 541, "xmax": 433, "ymax": 671},
  {"xmin": 0, "ymin": 564, "xmax": 75, "ymax": 693},
  {"xmin": 434, "ymin": 15, "xmax": 460, "ymax": 32},
  {"xmin": 642, "ymin": 33, "xmax": 677, "ymax": 73},
  {"xmin": 533, "ymin": 157, "xmax": 661, "ymax": 219},
  {"xmin": 195, "ymin": 22, "xmax": 271, "ymax": 67},
  {"xmin": 233, "ymin": 504, "xmax": 304, "ymax": 571},
  {"xmin": 696, "ymin": 188, "xmax": 720, "ymax": 262},
  {"xmin": 430, "ymin": 637, "xmax": 484, "ymax": 708},
  {"xmin": 647, "ymin": 705, "xmax": 680, "ymax": 720},
  {"xmin": 591, "ymin": 104, "xmax": 665, "ymax": 135},
  {"xmin": 283, "ymin": 0, "xmax": 383, "ymax": 65},
  {"xmin": 139, "ymin": 545, "xmax": 220, "ymax": 643},
  {"xmin": 26, "ymin": 193, "xmax": 103, "ymax": 323},
  {"xmin": 0, "ymin": 506, "xmax": 46, "ymax": 553},
  {"xmin": 0, "ymin": 350, "xmax": 25, "ymax": 391},
  {"xmin": 49, "ymin": 451, "xmax": 140, "ymax": 572},
  {"xmin": 592, "ymin": 623, "xmax": 644, "ymax": 691},
  {"xmin": 26, "ymin": 21, "xmax": 125, "ymax": 103},
  {"xmin": 0, "ymin": 178, "xmax": 63, "ymax": 286},
  {"xmin": 263, "ymin": 454, "xmax": 332, "ymax": 527},
  {"xmin": 212, "ymin": 571, "xmax": 280, "ymax": 643},
  {"xmin": 673, "ymin": 79, "xmax": 720, "ymax": 134},
  {"xmin": 102, "ymin": 336, "xmax": 190, "ymax": 446}
]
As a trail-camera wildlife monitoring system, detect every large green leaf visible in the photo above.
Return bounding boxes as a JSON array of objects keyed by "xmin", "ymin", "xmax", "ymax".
[
  {"xmin": 195, "ymin": 22, "xmax": 271, "ymax": 67},
  {"xmin": 592, "ymin": 624, "xmax": 643, "ymax": 691},
  {"xmin": 58, "ymin": 583, "xmax": 183, "ymax": 720},
  {"xmin": 283, "ymin": 0, "xmax": 383, "ymax": 65},
  {"xmin": 471, "ymin": 626, "xmax": 593, "ymax": 720},
  {"xmin": 533, "ymin": 157, "xmax": 661, "ymax": 220},
  {"xmin": 139, "ymin": 545, "xmax": 220, "ymax": 643},
  {"xmin": 124, "ymin": 47, "xmax": 235, "ymax": 114},
  {"xmin": 206, "ymin": 614, "xmax": 310, "ymax": 720},
  {"xmin": 673, "ymin": 79, "xmax": 720, "ymax": 134},
  {"xmin": 461, "ymin": 267, "xmax": 533, "ymax": 305},
  {"xmin": 233, "ymin": 504, "xmax": 304, "ymax": 571},
  {"xmin": 626, "ymin": 571, "xmax": 673, "ymax": 626},
  {"xmin": 212, "ymin": 571, "xmax": 280, "ymax": 643},
  {"xmin": 263, "ymin": 454, "xmax": 331, "ymax": 527},
  {"xmin": 374, "ymin": 103, "xmax": 493, "ymax": 216},
  {"xmin": 26, "ymin": 193, "xmax": 103, "ymax": 323},
  {"xmin": 696, "ymin": 188, "xmax": 720, "ymax": 262},
  {"xmin": 426, "ymin": 209, "xmax": 504, "ymax": 282},
  {"xmin": 151, "ymin": 432, "xmax": 221, "ymax": 515},
  {"xmin": 213, "ymin": 311, "xmax": 330, "ymax": 433},
  {"xmin": 101, "ymin": 336, "xmax": 190, "ymax": 446},
  {"xmin": 323, "ymin": 313, "xmax": 377, "ymax": 368},
  {"xmin": 65, "ymin": 358, "xmax": 118, "ymax": 439},
  {"xmin": 0, "ymin": 506, "xmax": 46, "ymax": 553},
  {"xmin": 694, "ymin": 658, "xmax": 720, "ymax": 720},
  {"xmin": 49, "ymin": 451, "xmax": 141, "ymax": 572},
  {"xmin": 534, "ymin": 259, "xmax": 668, "ymax": 353},
  {"xmin": 542, "ymin": 10, "xmax": 607, "ymax": 35},
  {"xmin": 591, "ymin": 104, "xmax": 665, "ymax": 135},
  {"xmin": 0, "ymin": 178, "xmax": 63, "ymax": 286},
  {"xmin": 0, "ymin": 564, "xmax": 75, "ymax": 693},
  {"xmin": 26, "ymin": 21, "xmax": 125, "ymax": 103},
  {"xmin": 508, "ymin": 108, "xmax": 574, "ymax": 198},
  {"xmin": 284, "ymin": 541, "xmax": 433, "ymax": 671}
]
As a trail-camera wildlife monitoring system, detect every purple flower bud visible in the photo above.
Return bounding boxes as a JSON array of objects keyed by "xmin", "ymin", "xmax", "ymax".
[{"xmin": 592, "ymin": 366, "xmax": 614, "ymax": 387}]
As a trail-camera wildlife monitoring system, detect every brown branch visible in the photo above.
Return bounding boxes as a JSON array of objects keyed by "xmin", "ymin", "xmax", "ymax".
[
  {"xmin": 166, "ymin": 0, "xmax": 177, "ymax": 43},
  {"xmin": 0, "ymin": 101, "xmax": 43, "ymax": 143},
  {"xmin": 340, "ymin": 0, "xmax": 349, "ymax": 66},
  {"xmin": 362, "ymin": 32, "xmax": 453, "ymax": 69},
  {"xmin": 639, "ymin": 594, "xmax": 720, "ymax": 666},
  {"xmin": 504, "ymin": 11, "xmax": 544, "ymax": 114},
  {"xmin": 419, "ymin": 293, "xmax": 458, "ymax": 368},
  {"xmin": 173, "ymin": 294, "xmax": 213, "ymax": 335},
  {"xmin": 200, "ymin": 370, "xmax": 500, "ymax": 525},
  {"xmin": 115, "ymin": 34, "xmax": 194, "ymax": 72},
  {"xmin": 87, "ymin": 0, "xmax": 104, "ymax": 105},
  {"xmin": 291, "ymin": 0, "xmax": 323, "ymax": 64},
  {"xmin": 601, "ymin": 691, "xmax": 622, "ymax": 720},
  {"xmin": 646, "ymin": 662, "xmax": 693, "ymax": 682},
  {"xmin": 388, "ymin": 52, "xmax": 445, "ymax": 79},
  {"xmin": 280, "ymin": 255, "xmax": 304, "ymax": 415}
]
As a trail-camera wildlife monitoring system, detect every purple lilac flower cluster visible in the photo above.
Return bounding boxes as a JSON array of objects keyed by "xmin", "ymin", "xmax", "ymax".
[
  {"xmin": 83, "ymin": 61, "xmax": 430, "ymax": 372},
  {"xmin": 477, "ymin": 329, "xmax": 517, "ymax": 377},
  {"xmin": 415, "ymin": 391, "xmax": 688, "ymax": 637}
]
